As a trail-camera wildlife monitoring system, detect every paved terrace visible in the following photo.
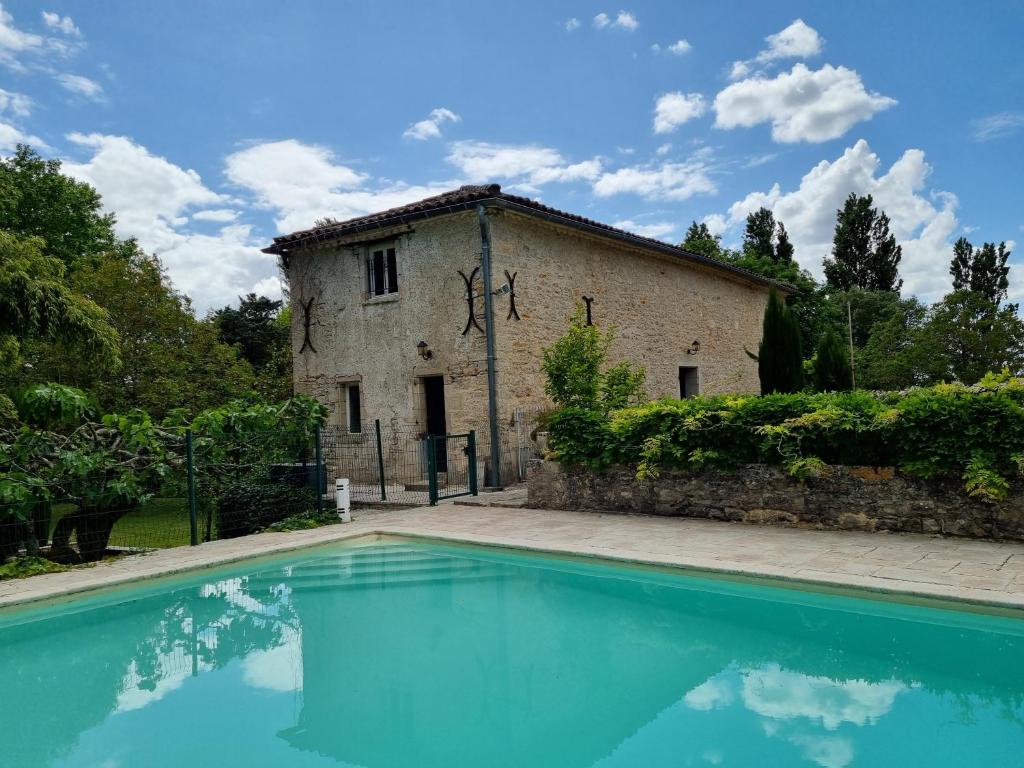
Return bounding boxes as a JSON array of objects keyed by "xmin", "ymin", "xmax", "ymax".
[{"xmin": 3, "ymin": 505, "xmax": 1024, "ymax": 612}]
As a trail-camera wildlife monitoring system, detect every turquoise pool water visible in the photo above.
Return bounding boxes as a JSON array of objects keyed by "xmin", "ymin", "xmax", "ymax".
[{"xmin": 1, "ymin": 540, "xmax": 1023, "ymax": 767}]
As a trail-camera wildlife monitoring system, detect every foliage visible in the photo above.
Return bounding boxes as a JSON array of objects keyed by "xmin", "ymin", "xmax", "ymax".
[
  {"xmin": 265, "ymin": 507, "xmax": 339, "ymax": 532},
  {"xmin": 680, "ymin": 221, "xmax": 726, "ymax": 260},
  {"xmin": 0, "ymin": 145, "xmax": 117, "ymax": 270},
  {"xmin": 215, "ymin": 479, "xmax": 317, "ymax": 538},
  {"xmin": 758, "ymin": 290, "xmax": 804, "ymax": 394},
  {"xmin": 541, "ymin": 305, "xmax": 646, "ymax": 412},
  {"xmin": 812, "ymin": 329, "xmax": 853, "ymax": 392},
  {"xmin": 212, "ymin": 293, "xmax": 293, "ymax": 401},
  {"xmin": 546, "ymin": 378, "xmax": 1024, "ymax": 500},
  {"xmin": 951, "ymin": 238, "xmax": 1011, "ymax": 306},
  {"xmin": 13, "ymin": 248, "xmax": 256, "ymax": 418},
  {"xmin": 0, "ymin": 556, "xmax": 70, "ymax": 581},
  {"xmin": 743, "ymin": 207, "xmax": 777, "ymax": 261},
  {"xmin": 823, "ymin": 193, "xmax": 903, "ymax": 293},
  {"xmin": 0, "ymin": 230, "xmax": 119, "ymax": 373}
]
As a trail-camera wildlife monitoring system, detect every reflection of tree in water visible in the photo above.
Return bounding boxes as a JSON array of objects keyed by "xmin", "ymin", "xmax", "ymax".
[{"xmin": 0, "ymin": 569, "xmax": 297, "ymax": 766}]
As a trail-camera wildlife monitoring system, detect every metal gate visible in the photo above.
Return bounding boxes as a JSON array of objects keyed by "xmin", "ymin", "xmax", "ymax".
[{"xmin": 427, "ymin": 431, "xmax": 478, "ymax": 505}]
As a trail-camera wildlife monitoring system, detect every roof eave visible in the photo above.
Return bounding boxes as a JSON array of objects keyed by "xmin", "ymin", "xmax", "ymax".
[{"xmin": 265, "ymin": 195, "xmax": 797, "ymax": 295}]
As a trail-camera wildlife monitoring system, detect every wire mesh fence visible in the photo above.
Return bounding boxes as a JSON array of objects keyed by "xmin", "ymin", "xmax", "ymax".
[{"xmin": 1, "ymin": 420, "xmax": 329, "ymax": 569}]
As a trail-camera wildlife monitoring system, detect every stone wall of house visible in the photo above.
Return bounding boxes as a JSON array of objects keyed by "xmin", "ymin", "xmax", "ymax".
[
  {"xmin": 488, "ymin": 210, "xmax": 769, "ymax": 411},
  {"xmin": 286, "ymin": 207, "xmax": 771, "ymax": 479},
  {"xmin": 527, "ymin": 460, "xmax": 1024, "ymax": 541}
]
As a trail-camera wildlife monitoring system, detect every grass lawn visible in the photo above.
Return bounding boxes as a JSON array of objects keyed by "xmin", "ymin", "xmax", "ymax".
[{"xmin": 51, "ymin": 497, "xmax": 194, "ymax": 550}]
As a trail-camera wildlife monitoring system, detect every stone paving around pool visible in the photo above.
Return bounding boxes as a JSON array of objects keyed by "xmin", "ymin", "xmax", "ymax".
[{"xmin": 3, "ymin": 504, "xmax": 1024, "ymax": 612}]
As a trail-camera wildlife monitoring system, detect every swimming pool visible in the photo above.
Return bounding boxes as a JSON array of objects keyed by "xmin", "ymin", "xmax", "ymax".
[{"xmin": 1, "ymin": 538, "xmax": 1022, "ymax": 767}]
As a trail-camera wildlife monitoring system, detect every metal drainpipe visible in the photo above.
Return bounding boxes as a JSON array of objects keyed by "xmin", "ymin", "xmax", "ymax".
[{"xmin": 477, "ymin": 204, "xmax": 502, "ymax": 488}]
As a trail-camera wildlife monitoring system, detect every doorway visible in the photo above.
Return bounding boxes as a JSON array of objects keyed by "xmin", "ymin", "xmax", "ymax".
[
  {"xmin": 422, "ymin": 375, "xmax": 448, "ymax": 472},
  {"xmin": 679, "ymin": 366, "xmax": 700, "ymax": 399}
]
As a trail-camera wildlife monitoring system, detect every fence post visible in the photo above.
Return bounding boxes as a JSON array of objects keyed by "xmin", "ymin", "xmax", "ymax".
[
  {"xmin": 314, "ymin": 424, "xmax": 324, "ymax": 516},
  {"xmin": 427, "ymin": 435, "xmax": 438, "ymax": 505},
  {"xmin": 375, "ymin": 419, "xmax": 387, "ymax": 501},
  {"xmin": 186, "ymin": 429, "xmax": 198, "ymax": 546},
  {"xmin": 467, "ymin": 430, "xmax": 478, "ymax": 496}
]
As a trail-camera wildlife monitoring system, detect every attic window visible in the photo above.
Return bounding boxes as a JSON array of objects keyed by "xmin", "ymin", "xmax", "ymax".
[{"xmin": 367, "ymin": 244, "xmax": 398, "ymax": 296}]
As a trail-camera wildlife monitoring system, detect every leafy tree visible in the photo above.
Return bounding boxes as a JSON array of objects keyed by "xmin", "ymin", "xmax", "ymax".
[
  {"xmin": 823, "ymin": 193, "xmax": 903, "ymax": 293},
  {"xmin": 212, "ymin": 293, "xmax": 292, "ymax": 399},
  {"xmin": 680, "ymin": 221, "xmax": 726, "ymax": 260},
  {"xmin": 918, "ymin": 290, "xmax": 1024, "ymax": 384},
  {"xmin": 856, "ymin": 299, "xmax": 935, "ymax": 389},
  {"xmin": 542, "ymin": 305, "xmax": 645, "ymax": 411},
  {"xmin": 950, "ymin": 237, "xmax": 1011, "ymax": 306},
  {"xmin": 212, "ymin": 294, "xmax": 287, "ymax": 370},
  {"xmin": 758, "ymin": 289, "xmax": 804, "ymax": 394},
  {"xmin": 0, "ymin": 230, "xmax": 118, "ymax": 375},
  {"xmin": 0, "ymin": 145, "xmax": 117, "ymax": 270},
  {"xmin": 812, "ymin": 329, "xmax": 852, "ymax": 391},
  {"xmin": 15, "ymin": 248, "xmax": 255, "ymax": 417},
  {"xmin": 743, "ymin": 207, "xmax": 777, "ymax": 261}
]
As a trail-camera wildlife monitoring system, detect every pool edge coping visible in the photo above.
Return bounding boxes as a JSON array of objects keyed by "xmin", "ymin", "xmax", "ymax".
[{"xmin": 2, "ymin": 518, "xmax": 1023, "ymax": 616}]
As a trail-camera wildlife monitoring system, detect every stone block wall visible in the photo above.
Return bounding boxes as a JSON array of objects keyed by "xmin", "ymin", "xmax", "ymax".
[{"xmin": 527, "ymin": 461, "xmax": 1024, "ymax": 541}]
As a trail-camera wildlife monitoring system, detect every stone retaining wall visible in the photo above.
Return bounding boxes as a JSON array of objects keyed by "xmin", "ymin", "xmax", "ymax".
[{"xmin": 527, "ymin": 461, "xmax": 1024, "ymax": 541}]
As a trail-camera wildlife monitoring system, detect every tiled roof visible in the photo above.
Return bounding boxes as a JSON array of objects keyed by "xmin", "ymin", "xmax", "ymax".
[{"xmin": 263, "ymin": 184, "xmax": 793, "ymax": 292}]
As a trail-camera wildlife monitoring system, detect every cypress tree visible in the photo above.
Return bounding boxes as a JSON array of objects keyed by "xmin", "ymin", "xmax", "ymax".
[
  {"xmin": 758, "ymin": 289, "xmax": 804, "ymax": 394},
  {"xmin": 812, "ymin": 329, "xmax": 853, "ymax": 392},
  {"xmin": 774, "ymin": 221, "xmax": 795, "ymax": 263}
]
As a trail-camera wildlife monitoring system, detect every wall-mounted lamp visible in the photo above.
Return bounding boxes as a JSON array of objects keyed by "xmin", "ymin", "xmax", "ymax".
[
  {"xmin": 686, "ymin": 339, "xmax": 702, "ymax": 355},
  {"xmin": 417, "ymin": 341, "xmax": 433, "ymax": 361}
]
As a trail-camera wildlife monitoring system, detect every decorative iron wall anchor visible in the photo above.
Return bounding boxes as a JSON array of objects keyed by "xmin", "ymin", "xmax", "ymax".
[
  {"xmin": 582, "ymin": 295, "xmax": 595, "ymax": 326},
  {"xmin": 458, "ymin": 267, "xmax": 485, "ymax": 335},
  {"xmin": 504, "ymin": 270, "xmax": 520, "ymax": 321},
  {"xmin": 299, "ymin": 296, "xmax": 317, "ymax": 353}
]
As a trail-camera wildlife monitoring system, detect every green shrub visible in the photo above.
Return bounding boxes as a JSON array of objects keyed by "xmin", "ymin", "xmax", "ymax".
[
  {"xmin": 215, "ymin": 480, "xmax": 317, "ymax": 538},
  {"xmin": 546, "ymin": 377, "xmax": 1024, "ymax": 499},
  {"xmin": 758, "ymin": 289, "xmax": 804, "ymax": 394},
  {"xmin": 812, "ymin": 329, "xmax": 853, "ymax": 392}
]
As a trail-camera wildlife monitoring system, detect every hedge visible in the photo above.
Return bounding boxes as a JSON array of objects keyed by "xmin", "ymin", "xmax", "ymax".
[{"xmin": 546, "ymin": 373, "xmax": 1024, "ymax": 501}]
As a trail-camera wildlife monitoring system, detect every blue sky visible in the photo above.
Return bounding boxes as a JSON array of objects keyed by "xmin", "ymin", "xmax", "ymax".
[{"xmin": 2, "ymin": 1, "xmax": 1022, "ymax": 312}]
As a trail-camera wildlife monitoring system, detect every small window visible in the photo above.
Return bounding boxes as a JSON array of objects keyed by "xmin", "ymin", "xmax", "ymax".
[
  {"xmin": 366, "ymin": 244, "xmax": 398, "ymax": 296},
  {"xmin": 679, "ymin": 367, "xmax": 700, "ymax": 399},
  {"xmin": 346, "ymin": 384, "xmax": 362, "ymax": 433}
]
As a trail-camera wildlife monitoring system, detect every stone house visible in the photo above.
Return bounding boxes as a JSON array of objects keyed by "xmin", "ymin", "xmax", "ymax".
[{"xmin": 263, "ymin": 184, "xmax": 783, "ymax": 484}]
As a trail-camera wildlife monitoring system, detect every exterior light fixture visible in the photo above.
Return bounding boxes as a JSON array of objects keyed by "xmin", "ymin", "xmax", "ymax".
[
  {"xmin": 417, "ymin": 341, "xmax": 433, "ymax": 360},
  {"xmin": 687, "ymin": 339, "xmax": 701, "ymax": 355}
]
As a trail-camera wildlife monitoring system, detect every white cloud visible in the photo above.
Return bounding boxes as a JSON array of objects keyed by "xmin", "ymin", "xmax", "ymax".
[
  {"xmin": 446, "ymin": 140, "xmax": 601, "ymax": 187},
  {"xmin": 192, "ymin": 208, "xmax": 240, "ymax": 223},
  {"xmin": 653, "ymin": 91, "xmax": 707, "ymax": 134},
  {"xmin": 612, "ymin": 219, "xmax": 676, "ymax": 240},
  {"xmin": 729, "ymin": 19, "xmax": 823, "ymax": 81},
  {"xmin": 684, "ymin": 676, "xmax": 735, "ymax": 710},
  {"xmin": 63, "ymin": 133, "xmax": 277, "ymax": 312},
  {"xmin": 0, "ymin": 119, "xmax": 46, "ymax": 151},
  {"xmin": 594, "ymin": 11, "xmax": 638, "ymax": 30},
  {"xmin": 226, "ymin": 138, "xmax": 460, "ymax": 238},
  {"xmin": 714, "ymin": 63, "xmax": 896, "ymax": 143},
  {"xmin": 0, "ymin": 87, "xmax": 31, "ymax": 117},
  {"xmin": 668, "ymin": 39, "xmax": 692, "ymax": 55},
  {"xmin": 403, "ymin": 107, "xmax": 461, "ymax": 141},
  {"xmin": 41, "ymin": 10, "xmax": 80, "ymax": 36},
  {"xmin": 759, "ymin": 19, "xmax": 823, "ymax": 64},
  {"xmin": 241, "ymin": 629, "xmax": 302, "ymax": 692},
  {"xmin": 742, "ymin": 664, "xmax": 905, "ymax": 730},
  {"xmin": 57, "ymin": 73, "xmax": 103, "ymax": 100},
  {"xmin": 593, "ymin": 154, "xmax": 716, "ymax": 201},
  {"xmin": 565, "ymin": 17, "xmax": 580, "ymax": 32},
  {"xmin": 0, "ymin": 2, "xmax": 43, "ymax": 67},
  {"xmin": 709, "ymin": 139, "xmax": 960, "ymax": 300},
  {"xmin": 971, "ymin": 112, "xmax": 1024, "ymax": 142},
  {"xmin": 655, "ymin": 142, "xmax": 672, "ymax": 156}
]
